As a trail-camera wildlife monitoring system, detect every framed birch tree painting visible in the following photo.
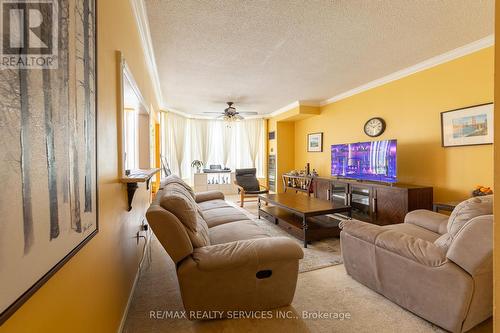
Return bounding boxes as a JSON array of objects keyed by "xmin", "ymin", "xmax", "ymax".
[{"xmin": 0, "ymin": 0, "xmax": 97, "ymax": 322}]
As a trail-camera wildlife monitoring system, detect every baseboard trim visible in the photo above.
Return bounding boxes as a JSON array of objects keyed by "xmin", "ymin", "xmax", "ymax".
[{"xmin": 117, "ymin": 230, "xmax": 151, "ymax": 333}]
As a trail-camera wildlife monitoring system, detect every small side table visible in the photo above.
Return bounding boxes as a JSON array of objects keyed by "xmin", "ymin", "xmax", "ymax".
[{"xmin": 433, "ymin": 201, "xmax": 460, "ymax": 213}]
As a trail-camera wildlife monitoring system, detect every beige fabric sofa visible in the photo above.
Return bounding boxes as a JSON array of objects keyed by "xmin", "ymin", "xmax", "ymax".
[
  {"xmin": 146, "ymin": 175, "xmax": 304, "ymax": 318},
  {"xmin": 340, "ymin": 195, "xmax": 493, "ymax": 332}
]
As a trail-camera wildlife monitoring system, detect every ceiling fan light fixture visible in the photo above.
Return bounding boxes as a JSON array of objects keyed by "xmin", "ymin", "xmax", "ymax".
[{"xmin": 223, "ymin": 113, "xmax": 241, "ymax": 122}]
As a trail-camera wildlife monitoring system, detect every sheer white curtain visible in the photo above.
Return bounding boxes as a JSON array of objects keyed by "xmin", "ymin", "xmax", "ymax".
[
  {"xmin": 222, "ymin": 124, "xmax": 233, "ymax": 167},
  {"xmin": 161, "ymin": 112, "xmax": 190, "ymax": 178},
  {"xmin": 161, "ymin": 112, "xmax": 265, "ymax": 181},
  {"xmin": 244, "ymin": 119, "xmax": 263, "ymax": 168},
  {"xmin": 191, "ymin": 119, "xmax": 211, "ymax": 164}
]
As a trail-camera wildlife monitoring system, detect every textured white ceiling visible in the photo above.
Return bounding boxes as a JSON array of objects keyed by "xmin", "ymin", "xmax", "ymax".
[{"xmin": 144, "ymin": 0, "xmax": 494, "ymax": 115}]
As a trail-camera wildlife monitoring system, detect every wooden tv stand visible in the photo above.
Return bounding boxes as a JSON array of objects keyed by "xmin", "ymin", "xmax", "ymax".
[{"xmin": 312, "ymin": 177, "xmax": 433, "ymax": 225}]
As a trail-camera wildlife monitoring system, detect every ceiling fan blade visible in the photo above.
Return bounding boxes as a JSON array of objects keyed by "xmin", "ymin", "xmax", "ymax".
[
  {"xmin": 237, "ymin": 112, "xmax": 258, "ymax": 115},
  {"xmin": 203, "ymin": 112, "xmax": 224, "ymax": 114}
]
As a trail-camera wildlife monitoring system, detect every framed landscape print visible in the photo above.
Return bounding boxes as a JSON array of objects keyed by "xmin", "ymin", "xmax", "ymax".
[
  {"xmin": 441, "ymin": 103, "xmax": 493, "ymax": 147},
  {"xmin": 0, "ymin": 0, "xmax": 97, "ymax": 323},
  {"xmin": 308, "ymin": 132, "xmax": 323, "ymax": 152}
]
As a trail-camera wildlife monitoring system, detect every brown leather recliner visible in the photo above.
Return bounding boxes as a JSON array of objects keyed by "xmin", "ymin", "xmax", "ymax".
[
  {"xmin": 146, "ymin": 175, "xmax": 303, "ymax": 318},
  {"xmin": 340, "ymin": 195, "xmax": 493, "ymax": 332}
]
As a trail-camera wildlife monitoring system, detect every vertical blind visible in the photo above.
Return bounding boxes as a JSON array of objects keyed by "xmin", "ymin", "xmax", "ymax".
[{"xmin": 160, "ymin": 112, "xmax": 265, "ymax": 181}]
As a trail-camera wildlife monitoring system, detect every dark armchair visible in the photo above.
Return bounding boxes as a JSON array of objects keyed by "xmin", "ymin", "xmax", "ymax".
[{"xmin": 234, "ymin": 168, "xmax": 269, "ymax": 207}]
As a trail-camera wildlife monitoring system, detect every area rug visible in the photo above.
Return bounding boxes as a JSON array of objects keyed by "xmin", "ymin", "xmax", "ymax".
[{"xmin": 226, "ymin": 201, "xmax": 343, "ymax": 273}]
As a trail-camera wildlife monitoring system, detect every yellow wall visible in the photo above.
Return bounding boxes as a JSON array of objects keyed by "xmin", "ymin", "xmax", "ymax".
[
  {"xmin": 284, "ymin": 48, "xmax": 493, "ymax": 202},
  {"xmin": 268, "ymin": 105, "xmax": 322, "ymax": 192},
  {"xmin": 0, "ymin": 1, "xmax": 160, "ymax": 332},
  {"xmin": 268, "ymin": 118, "xmax": 277, "ymax": 156},
  {"xmin": 267, "ymin": 114, "xmax": 296, "ymax": 193},
  {"xmin": 494, "ymin": 2, "xmax": 499, "ymax": 330},
  {"xmin": 276, "ymin": 121, "xmax": 296, "ymax": 193}
]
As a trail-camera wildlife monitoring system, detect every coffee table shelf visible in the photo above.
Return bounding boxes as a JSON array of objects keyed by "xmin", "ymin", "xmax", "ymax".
[{"xmin": 260, "ymin": 205, "xmax": 342, "ymax": 242}]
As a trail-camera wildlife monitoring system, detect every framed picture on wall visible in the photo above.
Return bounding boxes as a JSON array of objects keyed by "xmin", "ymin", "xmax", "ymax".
[
  {"xmin": 0, "ymin": 0, "xmax": 98, "ymax": 324},
  {"xmin": 308, "ymin": 132, "xmax": 323, "ymax": 152},
  {"xmin": 441, "ymin": 103, "xmax": 494, "ymax": 147}
]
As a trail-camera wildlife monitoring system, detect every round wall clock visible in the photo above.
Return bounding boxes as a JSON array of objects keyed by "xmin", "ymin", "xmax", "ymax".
[{"xmin": 364, "ymin": 117, "xmax": 386, "ymax": 137}]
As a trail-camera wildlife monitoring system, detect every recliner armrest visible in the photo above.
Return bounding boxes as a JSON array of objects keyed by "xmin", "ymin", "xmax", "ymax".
[
  {"xmin": 447, "ymin": 215, "xmax": 493, "ymax": 275},
  {"xmin": 340, "ymin": 219, "xmax": 386, "ymax": 244},
  {"xmin": 404, "ymin": 210, "xmax": 449, "ymax": 234},
  {"xmin": 192, "ymin": 237, "xmax": 304, "ymax": 271},
  {"xmin": 375, "ymin": 230, "xmax": 447, "ymax": 267},
  {"xmin": 195, "ymin": 190, "xmax": 225, "ymax": 203}
]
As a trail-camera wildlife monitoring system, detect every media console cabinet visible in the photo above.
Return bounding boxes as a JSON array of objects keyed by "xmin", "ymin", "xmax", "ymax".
[
  {"xmin": 312, "ymin": 177, "xmax": 433, "ymax": 225},
  {"xmin": 193, "ymin": 172, "xmax": 237, "ymax": 194}
]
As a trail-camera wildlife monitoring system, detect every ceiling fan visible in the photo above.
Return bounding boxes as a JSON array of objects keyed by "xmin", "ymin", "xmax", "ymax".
[{"xmin": 203, "ymin": 102, "xmax": 258, "ymax": 121}]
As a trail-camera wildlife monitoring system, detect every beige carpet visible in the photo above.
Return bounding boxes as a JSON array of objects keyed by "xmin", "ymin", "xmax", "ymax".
[
  {"xmin": 123, "ymin": 196, "xmax": 492, "ymax": 332},
  {"xmin": 225, "ymin": 199, "xmax": 343, "ymax": 273}
]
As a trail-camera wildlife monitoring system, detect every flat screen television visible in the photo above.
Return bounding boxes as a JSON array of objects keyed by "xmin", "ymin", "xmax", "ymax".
[{"xmin": 331, "ymin": 139, "xmax": 397, "ymax": 183}]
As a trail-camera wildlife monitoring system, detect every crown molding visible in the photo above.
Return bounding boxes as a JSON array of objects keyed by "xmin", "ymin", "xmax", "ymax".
[
  {"xmin": 319, "ymin": 35, "xmax": 494, "ymax": 106},
  {"xmin": 265, "ymin": 100, "xmax": 322, "ymax": 119},
  {"xmin": 163, "ymin": 108, "xmax": 212, "ymax": 119},
  {"xmin": 267, "ymin": 101, "xmax": 300, "ymax": 118},
  {"xmin": 129, "ymin": 0, "xmax": 164, "ymax": 109}
]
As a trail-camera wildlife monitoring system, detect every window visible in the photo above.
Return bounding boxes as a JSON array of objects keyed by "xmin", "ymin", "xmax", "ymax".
[
  {"xmin": 120, "ymin": 56, "xmax": 152, "ymax": 176},
  {"xmin": 160, "ymin": 112, "xmax": 265, "ymax": 181},
  {"xmin": 124, "ymin": 108, "xmax": 138, "ymax": 171}
]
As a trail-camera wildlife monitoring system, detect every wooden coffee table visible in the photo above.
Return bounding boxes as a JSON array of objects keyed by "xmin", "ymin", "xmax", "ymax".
[{"xmin": 258, "ymin": 193, "xmax": 351, "ymax": 248}]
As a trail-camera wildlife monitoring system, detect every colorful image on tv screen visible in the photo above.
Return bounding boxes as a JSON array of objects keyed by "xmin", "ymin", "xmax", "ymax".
[{"xmin": 331, "ymin": 140, "xmax": 397, "ymax": 183}]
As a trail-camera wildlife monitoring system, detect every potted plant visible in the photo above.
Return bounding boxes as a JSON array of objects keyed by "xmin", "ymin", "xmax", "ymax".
[{"xmin": 191, "ymin": 160, "xmax": 204, "ymax": 173}]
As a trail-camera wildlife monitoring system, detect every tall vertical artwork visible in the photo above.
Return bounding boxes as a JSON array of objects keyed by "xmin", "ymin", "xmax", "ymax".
[{"xmin": 0, "ymin": 0, "xmax": 97, "ymax": 322}]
